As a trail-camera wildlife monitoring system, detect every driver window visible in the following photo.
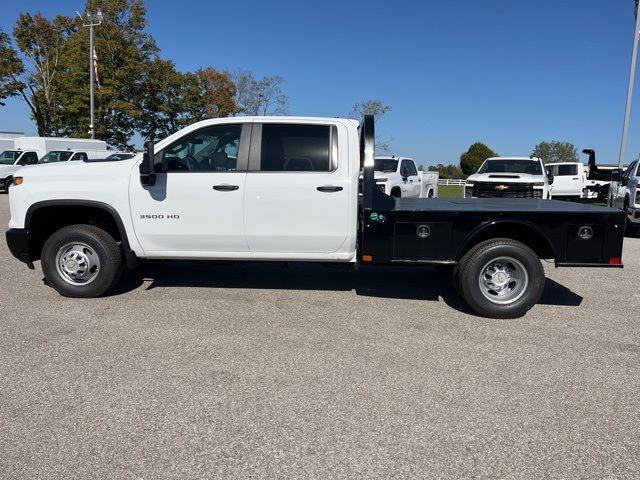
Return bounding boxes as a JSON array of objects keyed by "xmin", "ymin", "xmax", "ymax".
[{"xmin": 161, "ymin": 125, "xmax": 242, "ymax": 172}]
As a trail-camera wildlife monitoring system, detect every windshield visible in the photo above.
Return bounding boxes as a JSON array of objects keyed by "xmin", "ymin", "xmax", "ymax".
[
  {"xmin": 0, "ymin": 150, "xmax": 20, "ymax": 165},
  {"xmin": 478, "ymin": 159, "xmax": 543, "ymax": 175},
  {"xmin": 39, "ymin": 151, "xmax": 74, "ymax": 164},
  {"xmin": 374, "ymin": 159, "xmax": 398, "ymax": 173},
  {"xmin": 105, "ymin": 153, "xmax": 135, "ymax": 160}
]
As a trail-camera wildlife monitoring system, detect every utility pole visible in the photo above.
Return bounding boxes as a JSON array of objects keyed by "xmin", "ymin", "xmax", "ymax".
[
  {"xmin": 618, "ymin": 0, "xmax": 640, "ymax": 169},
  {"xmin": 77, "ymin": 10, "xmax": 103, "ymax": 139}
]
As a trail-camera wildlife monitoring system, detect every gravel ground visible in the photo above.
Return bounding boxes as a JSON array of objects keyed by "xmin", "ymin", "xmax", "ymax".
[{"xmin": 0, "ymin": 194, "xmax": 639, "ymax": 479}]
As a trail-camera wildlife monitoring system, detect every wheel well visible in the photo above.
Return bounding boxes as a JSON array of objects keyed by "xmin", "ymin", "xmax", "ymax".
[
  {"xmin": 390, "ymin": 186, "xmax": 401, "ymax": 196},
  {"xmin": 458, "ymin": 222, "xmax": 555, "ymax": 260},
  {"xmin": 27, "ymin": 205, "xmax": 123, "ymax": 261}
]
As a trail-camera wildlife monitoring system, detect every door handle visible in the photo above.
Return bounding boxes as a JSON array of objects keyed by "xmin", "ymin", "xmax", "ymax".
[
  {"xmin": 317, "ymin": 185, "xmax": 343, "ymax": 192},
  {"xmin": 213, "ymin": 184, "xmax": 239, "ymax": 191}
]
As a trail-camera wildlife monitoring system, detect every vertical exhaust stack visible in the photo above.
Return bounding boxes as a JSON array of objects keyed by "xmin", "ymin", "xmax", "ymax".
[
  {"xmin": 360, "ymin": 115, "xmax": 376, "ymax": 210},
  {"xmin": 360, "ymin": 115, "xmax": 394, "ymax": 210},
  {"xmin": 583, "ymin": 149, "xmax": 597, "ymax": 180}
]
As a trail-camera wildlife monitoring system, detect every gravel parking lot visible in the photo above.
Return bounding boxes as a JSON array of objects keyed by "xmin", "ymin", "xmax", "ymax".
[{"xmin": 0, "ymin": 194, "xmax": 639, "ymax": 479}]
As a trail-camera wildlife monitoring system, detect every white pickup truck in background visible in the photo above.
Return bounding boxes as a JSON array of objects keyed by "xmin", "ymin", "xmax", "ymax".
[
  {"xmin": 371, "ymin": 156, "xmax": 438, "ymax": 198},
  {"xmin": 547, "ymin": 149, "xmax": 616, "ymax": 199},
  {"xmin": 464, "ymin": 157, "xmax": 551, "ymax": 199},
  {"xmin": 0, "ymin": 150, "xmax": 40, "ymax": 192},
  {"xmin": 609, "ymin": 159, "xmax": 640, "ymax": 236}
]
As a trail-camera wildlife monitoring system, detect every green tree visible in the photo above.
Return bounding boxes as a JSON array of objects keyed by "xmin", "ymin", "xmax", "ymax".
[
  {"xmin": 0, "ymin": 28, "xmax": 24, "ymax": 106},
  {"xmin": 428, "ymin": 163, "xmax": 465, "ymax": 179},
  {"xmin": 54, "ymin": 0, "xmax": 160, "ymax": 148},
  {"xmin": 12, "ymin": 13, "xmax": 73, "ymax": 135},
  {"xmin": 460, "ymin": 142, "xmax": 497, "ymax": 175},
  {"xmin": 138, "ymin": 63, "xmax": 238, "ymax": 141},
  {"xmin": 531, "ymin": 140, "xmax": 578, "ymax": 164}
]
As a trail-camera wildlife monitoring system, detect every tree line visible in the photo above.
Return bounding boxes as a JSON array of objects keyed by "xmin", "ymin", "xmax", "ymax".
[
  {"xmin": 0, "ymin": 0, "xmax": 289, "ymax": 149},
  {"xmin": 429, "ymin": 140, "xmax": 580, "ymax": 178}
]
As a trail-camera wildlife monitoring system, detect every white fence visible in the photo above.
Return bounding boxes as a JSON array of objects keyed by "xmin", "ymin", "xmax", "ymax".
[{"xmin": 437, "ymin": 178, "xmax": 466, "ymax": 186}]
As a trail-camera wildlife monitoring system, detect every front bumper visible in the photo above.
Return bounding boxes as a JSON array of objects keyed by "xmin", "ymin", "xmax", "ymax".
[{"xmin": 5, "ymin": 228, "xmax": 35, "ymax": 268}]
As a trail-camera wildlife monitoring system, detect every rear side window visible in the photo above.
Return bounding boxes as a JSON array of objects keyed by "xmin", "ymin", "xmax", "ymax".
[
  {"xmin": 557, "ymin": 164, "xmax": 578, "ymax": 176},
  {"xmin": 73, "ymin": 152, "xmax": 88, "ymax": 161},
  {"xmin": 260, "ymin": 124, "xmax": 332, "ymax": 172}
]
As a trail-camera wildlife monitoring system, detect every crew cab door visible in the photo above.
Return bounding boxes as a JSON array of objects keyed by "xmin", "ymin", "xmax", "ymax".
[
  {"xmin": 129, "ymin": 123, "xmax": 249, "ymax": 254},
  {"xmin": 551, "ymin": 163, "xmax": 580, "ymax": 196},
  {"xmin": 400, "ymin": 159, "xmax": 421, "ymax": 197},
  {"xmin": 243, "ymin": 121, "xmax": 350, "ymax": 254},
  {"xmin": 614, "ymin": 161, "xmax": 637, "ymax": 209}
]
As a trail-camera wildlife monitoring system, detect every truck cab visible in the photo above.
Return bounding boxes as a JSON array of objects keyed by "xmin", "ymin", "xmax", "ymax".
[
  {"xmin": 0, "ymin": 149, "xmax": 40, "ymax": 192},
  {"xmin": 371, "ymin": 156, "xmax": 422, "ymax": 198},
  {"xmin": 546, "ymin": 162, "xmax": 586, "ymax": 197},
  {"xmin": 464, "ymin": 157, "xmax": 551, "ymax": 199}
]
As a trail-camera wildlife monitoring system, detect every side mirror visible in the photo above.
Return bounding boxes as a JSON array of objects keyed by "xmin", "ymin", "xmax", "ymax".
[
  {"xmin": 622, "ymin": 176, "xmax": 629, "ymax": 186},
  {"xmin": 611, "ymin": 168, "xmax": 622, "ymax": 182},
  {"xmin": 545, "ymin": 168, "xmax": 554, "ymax": 185},
  {"xmin": 140, "ymin": 141, "xmax": 156, "ymax": 186}
]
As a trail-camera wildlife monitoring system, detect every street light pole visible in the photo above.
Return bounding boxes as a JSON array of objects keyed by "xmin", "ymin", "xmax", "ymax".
[
  {"xmin": 618, "ymin": 0, "xmax": 640, "ymax": 169},
  {"xmin": 77, "ymin": 10, "xmax": 103, "ymax": 139}
]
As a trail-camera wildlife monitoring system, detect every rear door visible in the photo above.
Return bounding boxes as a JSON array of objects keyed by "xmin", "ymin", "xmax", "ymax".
[{"xmin": 243, "ymin": 122, "xmax": 350, "ymax": 254}]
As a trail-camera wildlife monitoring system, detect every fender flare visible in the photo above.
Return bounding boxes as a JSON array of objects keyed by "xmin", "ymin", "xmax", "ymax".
[
  {"xmin": 25, "ymin": 199, "xmax": 134, "ymax": 255},
  {"xmin": 456, "ymin": 219, "xmax": 556, "ymax": 260}
]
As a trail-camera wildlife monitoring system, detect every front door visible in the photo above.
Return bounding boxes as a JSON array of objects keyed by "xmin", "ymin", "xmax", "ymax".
[
  {"xmin": 400, "ymin": 159, "xmax": 421, "ymax": 197},
  {"xmin": 130, "ymin": 123, "xmax": 249, "ymax": 254},
  {"xmin": 243, "ymin": 122, "xmax": 350, "ymax": 254},
  {"xmin": 551, "ymin": 163, "xmax": 580, "ymax": 196}
]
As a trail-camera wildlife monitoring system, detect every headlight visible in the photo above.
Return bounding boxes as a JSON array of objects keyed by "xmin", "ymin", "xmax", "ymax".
[
  {"xmin": 533, "ymin": 182, "xmax": 545, "ymax": 187},
  {"xmin": 464, "ymin": 184, "xmax": 474, "ymax": 197},
  {"xmin": 635, "ymin": 190, "xmax": 640, "ymax": 205}
]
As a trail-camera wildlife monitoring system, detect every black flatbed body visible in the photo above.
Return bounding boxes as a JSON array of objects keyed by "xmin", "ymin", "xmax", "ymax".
[{"xmin": 360, "ymin": 190, "xmax": 625, "ymax": 267}]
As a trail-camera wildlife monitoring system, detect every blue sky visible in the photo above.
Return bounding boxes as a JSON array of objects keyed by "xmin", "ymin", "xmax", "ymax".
[{"xmin": 1, "ymin": 0, "xmax": 639, "ymax": 166}]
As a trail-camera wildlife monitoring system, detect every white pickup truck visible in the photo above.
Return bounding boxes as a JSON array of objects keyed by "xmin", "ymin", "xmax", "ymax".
[
  {"xmin": 371, "ymin": 156, "xmax": 438, "ymax": 198},
  {"xmin": 0, "ymin": 150, "xmax": 40, "ymax": 192},
  {"xmin": 609, "ymin": 159, "xmax": 640, "ymax": 236},
  {"xmin": 4, "ymin": 115, "xmax": 625, "ymax": 318},
  {"xmin": 463, "ymin": 157, "xmax": 552, "ymax": 199},
  {"xmin": 546, "ymin": 150, "xmax": 614, "ymax": 199}
]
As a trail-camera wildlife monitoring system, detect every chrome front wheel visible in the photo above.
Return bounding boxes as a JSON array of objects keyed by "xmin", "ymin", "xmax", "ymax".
[{"xmin": 55, "ymin": 242, "xmax": 102, "ymax": 285}]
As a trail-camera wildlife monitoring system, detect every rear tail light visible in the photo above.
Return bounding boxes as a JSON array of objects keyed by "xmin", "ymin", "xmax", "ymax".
[{"xmin": 609, "ymin": 257, "xmax": 622, "ymax": 265}]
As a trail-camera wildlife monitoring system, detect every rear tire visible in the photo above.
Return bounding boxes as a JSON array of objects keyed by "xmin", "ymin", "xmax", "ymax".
[
  {"xmin": 41, "ymin": 224, "xmax": 123, "ymax": 298},
  {"xmin": 456, "ymin": 238, "xmax": 545, "ymax": 318},
  {"xmin": 2, "ymin": 177, "xmax": 10, "ymax": 193}
]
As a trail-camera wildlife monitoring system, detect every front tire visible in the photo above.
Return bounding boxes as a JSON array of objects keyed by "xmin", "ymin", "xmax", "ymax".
[
  {"xmin": 456, "ymin": 239, "xmax": 545, "ymax": 318},
  {"xmin": 41, "ymin": 225, "xmax": 122, "ymax": 298},
  {"xmin": 2, "ymin": 177, "xmax": 11, "ymax": 193}
]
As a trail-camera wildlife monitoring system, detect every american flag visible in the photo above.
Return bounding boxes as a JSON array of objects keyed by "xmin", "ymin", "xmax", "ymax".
[{"xmin": 93, "ymin": 46, "xmax": 100, "ymax": 89}]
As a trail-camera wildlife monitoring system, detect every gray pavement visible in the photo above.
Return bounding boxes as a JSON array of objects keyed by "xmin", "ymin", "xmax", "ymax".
[{"xmin": 0, "ymin": 194, "xmax": 639, "ymax": 479}]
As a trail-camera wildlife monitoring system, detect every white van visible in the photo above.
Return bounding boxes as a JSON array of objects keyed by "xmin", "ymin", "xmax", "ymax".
[
  {"xmin": 14, "ymin": 136, "xmax": 108, "ymax": 159},
  {"xmin": 38, "ymin": 149, "xmax": 112, "ymax": 163}
]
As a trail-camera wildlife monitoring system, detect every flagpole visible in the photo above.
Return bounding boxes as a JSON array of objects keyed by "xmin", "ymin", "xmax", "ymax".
[
  {"xmin": 89, "ymin": 22, "xmax": 94, "ymax": 139},
  {"xmin": 78, "ymin": 10, "xmax": 103, "ymax": 139},
  {"xmin": 618, "ymin": 0, "xmax": 640, "ymax": 169}
]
